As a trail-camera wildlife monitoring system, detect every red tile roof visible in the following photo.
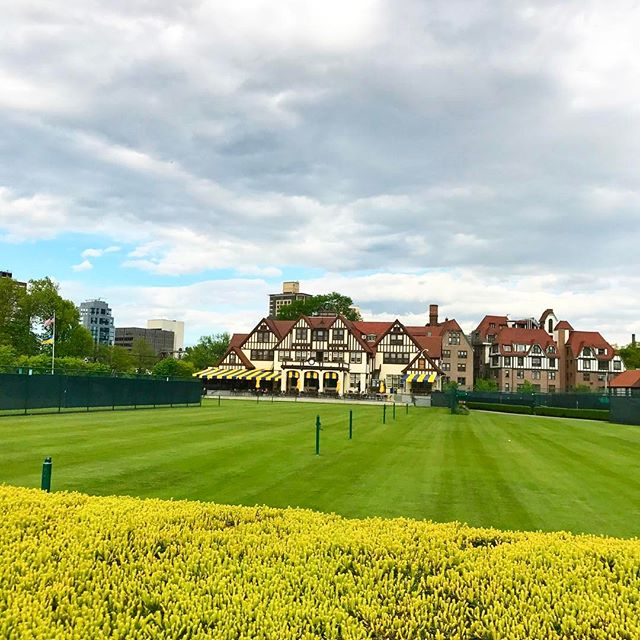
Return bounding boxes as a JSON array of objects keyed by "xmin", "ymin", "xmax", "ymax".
[
  {"xmin": 474, "ymin": 315, "xmax": 509, "ymax": 340},
  {"xmin": 554, "ymin": 320, "xmax": 574, "ymax": 331},
  {"xmin": 494, "ymin": 327, "xmax": 557, "ymax": 355},
  {"xmin": 230, "ymin": 333, "xmax": 248, "ymax": 347},
  {"xmin": 609, "ymin": 370, "xmax": 640, "ymax": 388},
  {"xmin": 566, "ymin": 331, "xmax": 615, "ymax": 361},
  {"xmin": 411, "ymin": 335, "xmax": 442, "ymax": 358}
]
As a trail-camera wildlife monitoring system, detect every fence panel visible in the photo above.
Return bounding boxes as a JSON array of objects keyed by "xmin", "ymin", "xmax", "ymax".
[
  {"xmin": 610, "ymin": 396, "xmax": 640, "ymax": 425},
  {"xmin": 0, "ymin": 373, "xmax": 201, "ymax": 415}
]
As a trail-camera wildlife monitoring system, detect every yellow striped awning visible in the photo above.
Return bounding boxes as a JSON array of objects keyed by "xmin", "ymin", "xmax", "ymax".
[
  {"xmin": 193, "ymin": 366, "xmax": 218, "ymax": 378},
  {"xmin": 406, "ymin": 372, "xmax": 437, "ymax": 384},
  {"xmin": 208, "ymin": 368, "xmax": 246, "ymax": 379},
  {"xmin": 234, "ymin": 369, "xmax": 262, "ymax": 380},
  {"xmin": 200, "ymin": 367, "xmax": 227, "ymax": 379}
]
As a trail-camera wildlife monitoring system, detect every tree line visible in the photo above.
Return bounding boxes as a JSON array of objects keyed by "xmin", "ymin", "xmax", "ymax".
[{"xmin": 0, "ymin": 276, "xmax": 230, "ymax": 379}]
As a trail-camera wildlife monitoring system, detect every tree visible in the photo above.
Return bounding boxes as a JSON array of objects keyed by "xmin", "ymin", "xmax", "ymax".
[
  {"xmin": 93, "ymin": 344, "xmax": 135, "ymax": 373},
  {"xmin": 617, "ymin": 342, "xmax": 640, "ymax": 370},
  {"xmin": 474, "ymin": 378, "xmax": 499, "ymax": 391},
  {"xmin": 62, "ymin": 326, "xmax": 94, "ymax": 358},
  {"xmin": 573, "ymin": 384, "xmax": 592, "ymax": 393},
  {"xmin": 0, "ymin": 345, "xmax": 16, "ymax": 368},
  {"xmin": 275, "ymin": 292, "xmax": 362, "ymax": 321},
  {"xmin": 518, "ymin": 380, "xmax": 536, "ymax": 393},
  {"xmin": 183, "ymin": 333, "xmax": 231, "ymax": 370},
  {"xmin": 130, "ymin": 338, "xmax": 158, "ymax": 373},
  {"xmin": 152, "ymin": 357, "xmax": 195, "ymax": 379},
  {"xmin": 442, "ymin": 380, "xmax": 459, "ymax": 392},
  {"xmin": 0, "ymin": 277, "xmax": 32, "ymax": 354}
]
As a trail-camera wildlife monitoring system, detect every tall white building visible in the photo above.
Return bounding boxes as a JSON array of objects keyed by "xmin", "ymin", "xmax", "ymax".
[
  {"xmin": 147, "ymin": 319, "xmax": 184, "ymax": 355},
  {"xmin": 79, "ymin": 299, "xmax": 115, "ymax": 346}
]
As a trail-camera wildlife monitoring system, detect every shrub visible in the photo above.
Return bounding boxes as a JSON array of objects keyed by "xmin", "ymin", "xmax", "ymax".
[
  {"xmin": 466, "ymin": 402, "xmax": 533, "ymax": 414},
  {"xmin": 1, "ymin": 487, "xmax": 639, "ymax": 639},
  {"xmin": 533, "ymin": 406, "xmax": 610, "ymax": 421}
]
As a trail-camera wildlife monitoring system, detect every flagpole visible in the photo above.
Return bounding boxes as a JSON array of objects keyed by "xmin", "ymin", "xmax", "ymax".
[{"xmin": 51, "ymin": 312, "xmax": 56, "ymax": 375}]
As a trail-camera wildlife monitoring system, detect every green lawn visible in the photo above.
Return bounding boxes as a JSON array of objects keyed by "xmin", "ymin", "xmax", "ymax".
[{"xmin": 1, "ymin": 400, "xmax": 639, "ymax": 537}]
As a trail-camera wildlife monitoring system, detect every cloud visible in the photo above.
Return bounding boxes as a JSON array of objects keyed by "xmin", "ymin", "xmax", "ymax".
[
  {"xmin": 2, "ymin": 0, "xmax": 640, "ymax": 344},
  {"xmin": 72, "ymin": 259, "xmax": 93, "ymax": 272}
]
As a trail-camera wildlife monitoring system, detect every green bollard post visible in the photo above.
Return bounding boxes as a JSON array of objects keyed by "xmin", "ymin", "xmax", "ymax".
[
  {"xmin": 349, "ymin": 410, "xmax": 353, "ymax": 440},
  {"xmin": 393, "ymin": 402, "xmax": 396, "ymax": 421},
  {"xmin": 218, "ymin": 394, "xmax": 221, "ymax": 407},
  {"xmin": 41, "ymin": 457, "xmax": 52, "ymax": 492},
  {"xmin": 315, "ymin": 415, "xmax": 321, "ymax": 455},
  {"xmin": 383, "ymin": 404, "xmax": 386, "ymax": 424},
  {"xmin": 406, "ymin": 402, "xmax": 409, "ymax": 415}
]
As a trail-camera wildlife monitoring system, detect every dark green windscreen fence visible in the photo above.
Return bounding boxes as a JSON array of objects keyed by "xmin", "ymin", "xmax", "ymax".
[
  {"xmin": 0, "ymin": 374, "xmax": 201, "ymax": 415},
  {"xmin": 431, "ymin": 391, "xmax": 610, "ymax": 410},
  {"xmin": 610, "ymin": 396, "xmax": 640, "ymax": 425}
]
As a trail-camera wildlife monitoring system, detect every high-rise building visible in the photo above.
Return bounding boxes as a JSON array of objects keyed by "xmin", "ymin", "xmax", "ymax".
[
  {"xmin": 147, "ymin": 319, "xmax": 184, "ymax": 355},
  {"xmin": 268, "ymin": 281, "xmax": 312, "ymax": 318},
  {"xmin": 115, "ymin": 327, "xmax": 174, "ymax": 357},
  {"xmin": 79, "ymin": 299, "xmax": 115, "ymax": 346}
]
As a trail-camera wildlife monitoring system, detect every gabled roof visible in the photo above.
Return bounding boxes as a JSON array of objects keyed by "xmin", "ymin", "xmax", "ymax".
[
  {"xmin": 352, "ymin": 321, "xmax": 394, "ymax": 342},
  {"xmin": 609, "ymin": 370, "xmax": 640, "ymax": 389},
  {"xmin": 218, "ymin": 334, "xmax": 253, "ymax": 368},
  {"xmin": 494, "ymin": 327, "xmax": 557, "ymax": 355},
  {"xmin": 566, "ymin": 331, "xmax": 615, "ymax": 360},
  {"xmin": 474, "ymin": 315, "xmax": 509, "ymax": 339},
  {"xmin": 539, "ymin": 308, "xmax": 555, "ymax": 325},
  {"xmin": 554, "ymin": 320, "xmax": 574, "ymax": 331},
  {"xmin": 410, "ymin": 335, "xmax": 443, "ymax": 359},
  {"xmin": 230, "ymin": 333, "xmax": 248, "ymax": 347}
]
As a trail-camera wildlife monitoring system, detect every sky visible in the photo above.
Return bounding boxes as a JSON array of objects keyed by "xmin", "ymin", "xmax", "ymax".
[{"xmin": 1, "ymin": 0, "xmax": 639, "ymax": 347}]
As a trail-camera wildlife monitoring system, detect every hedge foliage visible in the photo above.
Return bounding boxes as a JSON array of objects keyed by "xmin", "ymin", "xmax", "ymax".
[
  {"xmin": 2, "ymin": 487, "xmax": 639, "ymax": 639},
  {"xmin": 466, "ymin": 402, "xmax": 610, "ymax": 421}
]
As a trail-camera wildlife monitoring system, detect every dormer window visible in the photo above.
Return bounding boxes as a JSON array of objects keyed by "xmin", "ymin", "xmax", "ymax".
[
  {"xmin": 531, "ymin": 345, "xmax": 542, "ymax": 354},
  {"xmin": 583, "ymin": 347, "xmax": 592, "ymax": 357},
  {"xmin": 547, "ymin": 345, "xmax": 555, "ymax": 354}
]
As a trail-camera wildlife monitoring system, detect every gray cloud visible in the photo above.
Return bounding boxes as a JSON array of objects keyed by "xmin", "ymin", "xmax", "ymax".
[{"xmin": 1, "ymin": 0, "xmax": 639, "ymax": 342}]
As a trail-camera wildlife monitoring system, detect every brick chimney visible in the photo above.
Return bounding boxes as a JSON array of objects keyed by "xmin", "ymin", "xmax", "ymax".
[{"xmin": 428, "ymin": 304, "xmax": 439, "ymax": 326}]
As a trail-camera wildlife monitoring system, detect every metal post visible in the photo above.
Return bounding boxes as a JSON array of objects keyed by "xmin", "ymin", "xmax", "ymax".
[
  {"xmin": 383, "ymin": 404, "xmax": 386, "ymax": 424},
  {"xmin": 406, "ymin": 402, "xmax": 409, "ymax": 415},
  {"xmin": 315, "ymin": 415, "xmax": 321, "ymax": 455},
  {"xmin": 218, "ymin": 394, "xmax": 221, "ymax": 407},
  {"xmin": 393, "ymin": 402, "xmax": 396, "ymax": 420},
  {"xmin": 349, "ymin": 410, "xmax": 353, "ymax": 439},
  {"xmin": 41, "ymin": 457, "xmax": 52, "ymax": 492}
]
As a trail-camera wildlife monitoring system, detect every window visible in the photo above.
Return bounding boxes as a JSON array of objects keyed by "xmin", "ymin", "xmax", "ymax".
[
  {"xmin": 279, "ymin": 350, "xmax": 291, "ymax": 361},
  {"xmin": 448, "ymin": 332, "xmax": 461, "ymax": 345},
  {"xmin": 532, "ymin": 357, "xmax": 541, "ymax": 367},
  {"xmin": 584, "ymin": 360, "xmax": 591, "ymax": 369},
  {"xmin": 295, "ymin": 328, "xmax": 308, "ymax": 342},
  {"xmin": 457, "ymin": 363, "xmax": 466, "ymax": 372},
  {"xmin": 598, "ymin": 374, "xmax": 605, "ymax": 382},
  {"xmin": 548, "ymin": 319, "xmax": 553, "ymax": 333},
  {"xmin": 583, "ymin": 347, "xmax": 591, "ymax": 356},
  {"xmin": 549, "ymin": 358, "xmax": 556, "ymax": 368},
  {"xmin": 491, "ymin": 344, "xmax": 499, "ymax": 354},
  {"xmin": 489, "ymin": 322, "xmax": 495, "ymax": 328},
  {"xmin": 383, "ymin": 352, "xmax": 409, "ymax": 364},
  {"xmin": 457, "ymin": 377, "xmax": 466, "ymax": 386},
  {"xmin": 441, "ymin": 362, "xmax": 451, "ymax": 371},
  {"xmin": 614, "ymin": 360, "xmax": 621, "ymax": 370},
  {"xmin": 251, "ymin": 349, "xmax": 273, "ymax": 361},
  {"xmin": 532, "ymin": 371, "xmax": 541, "ymax": 380},
  {"xmin": 516, "ymin": 370, "xmax": 524, "ymax": 379},
  {"xmin": 515, "ymin": 344, "xmax": 526, "ymax": 352},
  {"xmin": 504, "ymin": 356, "xmax": 511, "ymax": 366},
  {"xmin": 503, "ymin": 345, "xmax": 512, "ymax": 351},
  {"xmin": 491, "ymin": 356, "xmax": 499, "ymax": 366},
  {"xmin": 504, "ymin": 370, "xmax": 509, "ymax": 378},
  {"xmin": 504, "ymin": 383, "xmax": 510, "ymax": 391},
  {"xmin": 256, "ymin": 330, "xmax": 270, "ymax": 342},
  {"xmin": 295, "ymin": 350, "xmax": 309, "ymax": 362},
  {"xmin": 487, "ymin": 334, "xmax": 496, "ymax": 342},
  {"xmin": 228, "ymin": 353, "xmax": 237, "ymax": 364},
  {"xmin": 330, "ymin": 351, "xmax": 344, "ymax": 362},
  {"xmin": 349, "ymin": 352, "xmax": 362, "ymax": 364},
  {"xmin": 597, "ymin": 347, "xmax": 606, "ymax": 355},
  {"xmin": 531, "ymin": 345, "xmax": 542, "ymax": 354},
  {"xmin": 548, "ymin": 371, "xmax": 556, "ymax": 380},
  {"xmin": 312, "ymin": 329, "xmax": 327, "ymax": 341},
  {"xmin": 332, "ymin": 329, "xmax": 345, "ymax": 342},
  {"xmin": 517, "ymin": 357, "xmax": 524, "ymax": 367},
  {"xmin": 549, "ymin": 385, "xmax": 555, "ymax": 393},
  {"xmin": 583, "ymin": 373, "xmax": 591, "ymax": 381},
  {"xmin": 389, "ymin": 328, "xmax": 403, "ymax": 344},
  {"xmin": 458, "ymin": 350, "xmax": 467, "ymax": 358},
  {"xmin": 349, "ymin": 373, "xmax": 360, "ymax": 389},
  {"xmin": 547, "ymin": 345, "xmax": 555, "ymax": 354},
  {"xmin": 598, "ymin": 360, "xmax": 608, "ymax": 371},
  {"xmin": 442, "ymin": 349, "xmax": 450, "ymax": 358}
]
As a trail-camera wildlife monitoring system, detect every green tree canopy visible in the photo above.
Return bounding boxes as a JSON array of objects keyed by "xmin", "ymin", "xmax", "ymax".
[
  {"xmin": 130, "ymin": 338, "xmax": 158, "ymax": 374},
  {"xmin": 617, "ymin": 342, "xmax": 640, "ymax": 370},
  {"xmin": 474, "ymin": 378, "xmax": 499, "ymax": 391},
  {"xmin": 183, "ymin": 333, "xmax": 231, "ymax": 370},
  {"xmin": 275, "ymin": 292, "xmax": 361, "ymax": 321},
  {"xmin": 152, "ymin": 357, "xmax": 195, "ymax": 379}
]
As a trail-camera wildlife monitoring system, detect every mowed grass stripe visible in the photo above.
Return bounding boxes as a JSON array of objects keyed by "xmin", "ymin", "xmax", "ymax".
[{"xmin": 1, "ymin": 401, "xmax": 639, "ymax": 537}]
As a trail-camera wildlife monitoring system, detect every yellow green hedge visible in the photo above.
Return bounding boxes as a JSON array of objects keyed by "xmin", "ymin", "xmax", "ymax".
[{"xmin": 1, "ymin": 486, "xmax": 639, "ymax": 639}]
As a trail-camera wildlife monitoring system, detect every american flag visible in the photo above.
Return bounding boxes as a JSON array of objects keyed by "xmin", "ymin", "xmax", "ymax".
[{"xmin": 43, "ymin": 316, "xmax": 55, "ymax": 328}]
